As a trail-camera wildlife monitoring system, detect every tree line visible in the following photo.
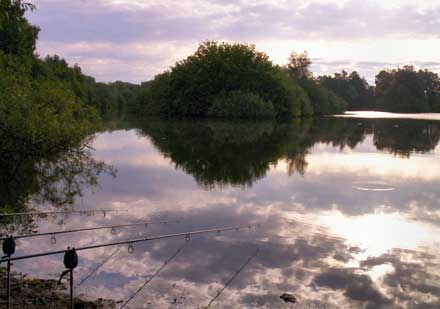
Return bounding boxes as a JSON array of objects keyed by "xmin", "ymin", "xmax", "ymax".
[
  {"xmin": 131, "ymin": 44, "xmax": 440, "ymax": 118},
  {"xmin": 319, "ymin": 66, "xmax": 440, "ymax": 113}
]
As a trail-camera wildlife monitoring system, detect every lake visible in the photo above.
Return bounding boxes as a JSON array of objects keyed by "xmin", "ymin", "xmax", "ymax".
[{"xmin": 4, "ymin": 112, "xmax": 440, "ymax": 308}]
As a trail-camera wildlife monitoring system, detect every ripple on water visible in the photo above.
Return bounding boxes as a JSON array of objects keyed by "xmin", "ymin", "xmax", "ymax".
[{"xmin": 351, "ymin": 180, "xmax": 396, "ymax": 192}]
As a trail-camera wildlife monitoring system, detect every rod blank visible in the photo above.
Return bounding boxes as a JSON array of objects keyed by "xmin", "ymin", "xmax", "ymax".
[
  {"xmin": 0, "ymin": 225, "xmax": 255, "ymax": 263},
  {"xmin": 0, "ymin": 209, "xmax": 127, "ymax": 217},
  {"xmin": 0, "ymin": 220, "xmax": 181, "ymax": 241}
]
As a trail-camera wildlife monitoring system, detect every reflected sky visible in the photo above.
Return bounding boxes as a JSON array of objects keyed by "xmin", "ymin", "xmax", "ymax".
[{"xmin": 6, "ymin": 113, "xmax": 440, "ymax": 308}]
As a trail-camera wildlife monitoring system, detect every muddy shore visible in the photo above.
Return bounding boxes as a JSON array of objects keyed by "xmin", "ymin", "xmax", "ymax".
[{"xmin": 0, "ymin": 268, "xmax": 115, "ymax": 308}]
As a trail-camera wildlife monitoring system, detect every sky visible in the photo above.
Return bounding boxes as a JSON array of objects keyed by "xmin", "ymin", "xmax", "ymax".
[{"xmin": 27, "ymin": 0, "xmax": 440, "ymax": 84}]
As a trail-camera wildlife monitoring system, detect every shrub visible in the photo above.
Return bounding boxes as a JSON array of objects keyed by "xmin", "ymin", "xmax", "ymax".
[{"xmin": 207, "ymin": 91, "xmax": 275, "ymax": 118}]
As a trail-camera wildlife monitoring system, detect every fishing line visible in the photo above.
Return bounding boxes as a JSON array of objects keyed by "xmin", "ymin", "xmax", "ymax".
[
  {"xmin": 77, "ymin": 247, "xmax": 122, "ymax": 287},
  {"xmin": 121, "ymin": 242, "xmax": 189, "ymax": 308},
  {"xmin": 205, "ymin": 248, "xmax": 259, "ymax": 308}
]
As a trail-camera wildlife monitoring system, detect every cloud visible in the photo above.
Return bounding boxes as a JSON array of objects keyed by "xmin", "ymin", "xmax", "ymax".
[
  {"xmin": 30, "ymin": 0, "xmax": 440, "ymax": 43},
  {"xmin": 27, "ymin": 0, "xmax": 440, "ymax": 82},
  {"xmin": 34, "ymin": 40, "xmax": 197, "ymax": 82},
  {"xmin": 360, "ymin": 251, "xmax": 440, "ymax": 307},
  {"xmin": 314, "ymin": 267, "xmax": 391, "ymax": 306}
]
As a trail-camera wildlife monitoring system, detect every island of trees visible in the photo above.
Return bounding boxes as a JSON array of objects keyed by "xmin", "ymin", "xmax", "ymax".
[
  {"xmin": 131, "ymin": 44, "xmax": 440, "ymax": 118},
  {"xmin": 132, "ymin": 42, "xmax": 346, "ymax": 119}
]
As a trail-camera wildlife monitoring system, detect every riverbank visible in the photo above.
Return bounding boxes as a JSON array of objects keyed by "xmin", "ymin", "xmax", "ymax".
[{"xmin": 0, "ymin": 268, "xmax": 115, "ymax": 308}]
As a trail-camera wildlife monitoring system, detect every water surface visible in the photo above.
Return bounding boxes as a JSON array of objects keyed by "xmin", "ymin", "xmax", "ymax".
[{"xmin": 5, "ymin": 112, "xmax": 440, "ymax": 308}]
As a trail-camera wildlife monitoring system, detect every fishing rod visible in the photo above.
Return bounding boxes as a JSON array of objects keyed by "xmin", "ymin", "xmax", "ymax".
[
  {"xmin": 0, "ymin": 224, "xmax": 255, "ymax": 263},
  {"xmin": 121, "ymin": 242, "xmax": 188, "ymax": 308},
  {"xmin": 0, "ymin": 224, "xmax": 255, "ymax": 309},
  {"xmin": 0, "ymin": 220, "xmax": 181, "ymax": 242},
  {"xmin": 0, "ymin": 209, "xmax": 127, "ymax": 217},
  {"xmin": 78, "ymin": 234, "xmax": 187, "ymax": 289},
  {"xmin": 205, "ymin": 248, "xmax": 259, "ymax": 308}
]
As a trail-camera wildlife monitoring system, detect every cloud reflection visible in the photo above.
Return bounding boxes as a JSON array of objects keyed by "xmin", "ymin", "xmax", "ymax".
[{"xmin": 8, "ymin": 116, "xmax": 440, "ymax": 307}]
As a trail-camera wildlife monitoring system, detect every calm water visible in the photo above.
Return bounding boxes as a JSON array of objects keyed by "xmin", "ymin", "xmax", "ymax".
[{"xmin": 5, "ymin": 112, "xmax": 440, "ymax": 308}]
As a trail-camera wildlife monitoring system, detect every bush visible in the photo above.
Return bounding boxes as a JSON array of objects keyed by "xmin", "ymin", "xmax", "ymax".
[
  {"xmin": 138, "ymin": 41, "xmax": 304, "ymax": 119},
  {"xmin": 207, "ymin": 91, "xmax": 275, "ymax": 118}
]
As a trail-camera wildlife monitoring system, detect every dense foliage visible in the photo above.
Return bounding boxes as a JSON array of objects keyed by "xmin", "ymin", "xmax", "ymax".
[
  {"xmin": 286, "ymin": 51, "xmax": 347, "ymax": 115},
  {"xmin": 0, "ymin": 1, "xmax": 90, "ymax": 159},
  {"xmin": 0, "ymin": 1, "xmax": 139, "ymax": 159},
  {"xmin": 375, "ymin": 66, "xmax": 440, "ymax": 113},
  {"xmin": 207, "ymin": 90, "xmax": 275, "ymax": 118},
  {"xmin": 133, "ymin": 46, "xmax": 440, "ymax": 116},
  {"xmin": 317, "ymin": 67, "xmax": 440, "ymax": 113},
  {"xmin": 0, "ymin": 0, "xmax": 38, "ymax": 56},
  {"xmin": 34, "ymin": 55, "xmax": 140, "ymax": 118},
  {"xmin": 135, "ymin": 42, "xmax": 346, "ymax": 119},
  {"xmin": 318, "ymin": 71, "xmax": 374, "ymax": 110}
]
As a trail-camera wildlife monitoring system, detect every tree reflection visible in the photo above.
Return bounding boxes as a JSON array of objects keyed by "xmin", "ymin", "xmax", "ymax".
[
  {"xmin": 373, "ymin": 120, "xmax": 440, "ymax": 157},
  {"xmin": 135, "ymin": 119, "xmax": 313, "ymax": 188},
  {"xmin": 0, "ymin": 136, "xmax": 115, "ymax": 234},
  {"xmin": 133, "ymin": 117, "xmax": 440, "ymax": 188}
]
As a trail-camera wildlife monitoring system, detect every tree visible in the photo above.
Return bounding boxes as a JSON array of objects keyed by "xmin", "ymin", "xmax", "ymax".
[
  {"xmin": 286, "ymin": 51, "xmax": 346, "ymax": 115},
  {"xmin": 318, "ymin": 70, "xmax": 373, "ymax": 110},
  {"xmin": 0, "ymin": 0, "xmax": 39, "ymax": 56},
  {"xmin": 418, "ymin": 69, "xmax": 440, "ymax": 112},
  {"xmin": 374, "ymin": 66, "xmax": 438, "ymax": 113},
  {"xmin": 287, "ymin": 51, "xmax": 312, "ymax": 79}
]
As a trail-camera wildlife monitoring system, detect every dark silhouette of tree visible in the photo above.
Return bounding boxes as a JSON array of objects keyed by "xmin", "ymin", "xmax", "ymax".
[
  {"xmin": 286, "ymin": 51, "xmax": 346, "ymax": 115},
  {"xmin": 318, "ymin": 70, "xmax": 374, "ymax": 111},
  {"xmin": 375, "ymin": 66, "xmax": 439, "ymax": 113},
  {"xmin": 287, "ymin": 51, "xmax": 312, "ymax": 79}
]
